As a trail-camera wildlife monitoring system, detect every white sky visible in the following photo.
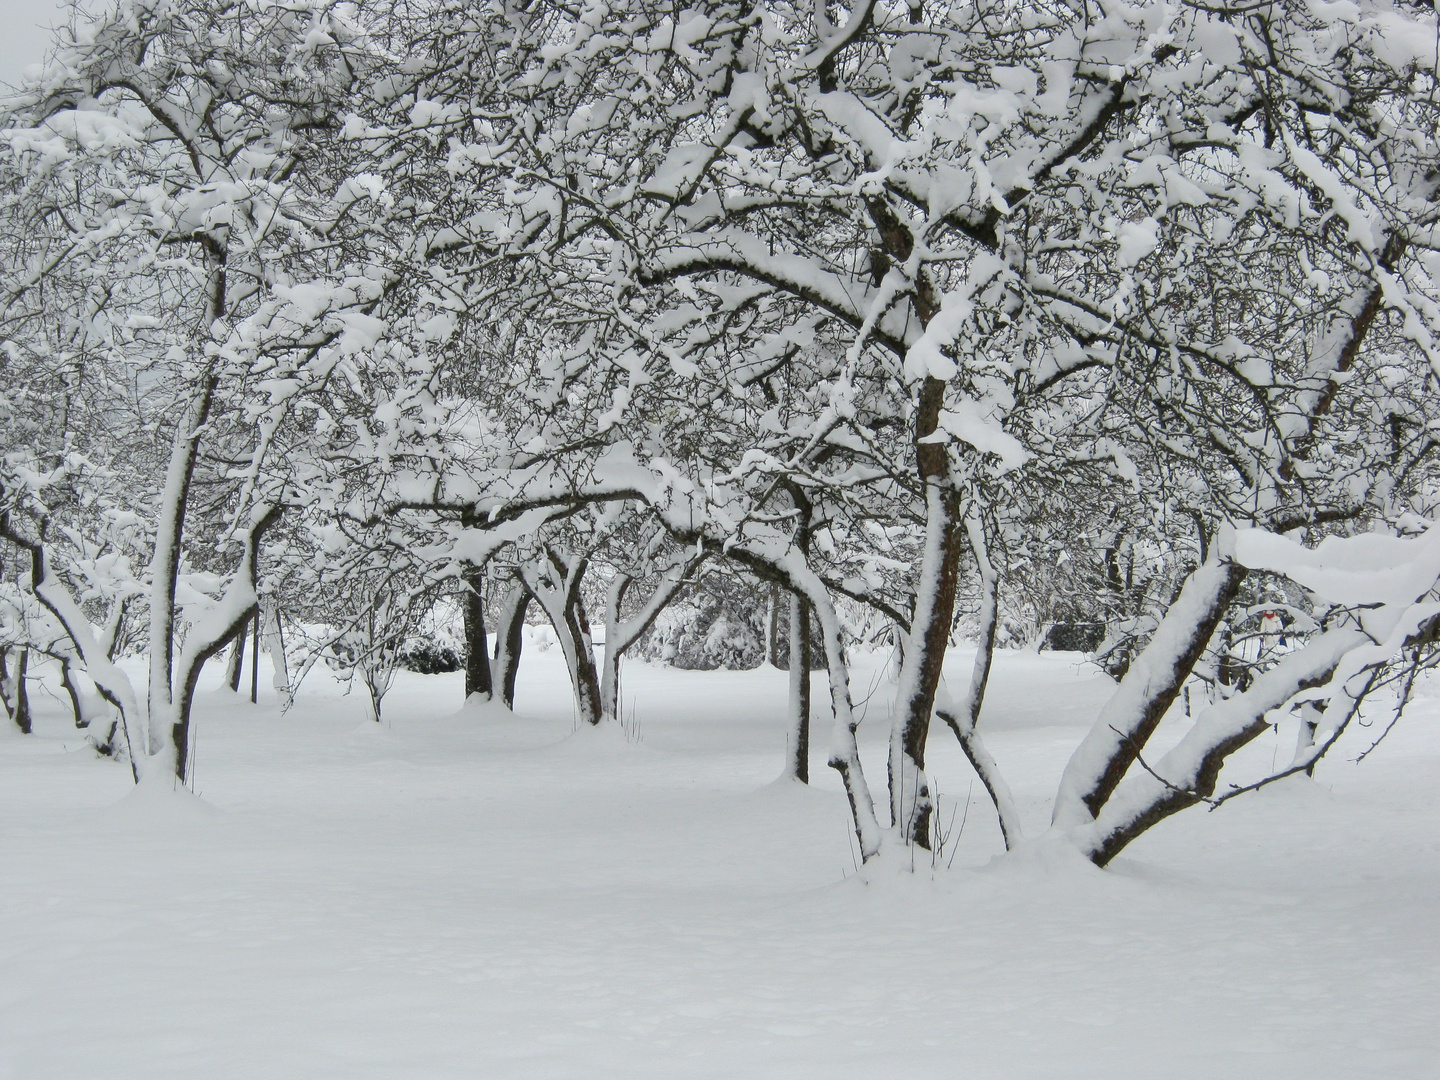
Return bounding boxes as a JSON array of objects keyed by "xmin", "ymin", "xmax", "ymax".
[{"xmin": 1, "ymin": 0, "xmax": 75, "ymax": 88}]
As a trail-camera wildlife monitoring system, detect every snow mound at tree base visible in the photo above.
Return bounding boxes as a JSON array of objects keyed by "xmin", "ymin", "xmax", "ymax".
[{"xmin": 111, "ymin": 774, "xmax": 222, "ymax": 827}]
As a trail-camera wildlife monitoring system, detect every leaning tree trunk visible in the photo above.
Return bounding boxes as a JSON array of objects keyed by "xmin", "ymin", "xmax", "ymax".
[
  {"xmin": 651, "ymin": 532, "xmax": 882, "ymax": 858},
  {"xmin": 491, "ymin": 582, "xmax": 531, "ymax": 710},
  {"xmin": 462, "ymin": 563, "xmax": 493, "ymax": 702},
  {"xmin": 60, "ymin": 653, "xmax": 120, "ymax": 754},
  {"xmin": 1073, "ymin": 628, "xmax": 1367, "ymax": 865},
  {"xmin": 60, "ymin": 654, "xmax": 86, "ymax": 728},
  {"xmin": 1292, "ymin": 701, "xmax": 1322, "ymax": 775},
  {"xmin": 1052, "ymin": 551, "xmax": 1246, "ymax": 830}
]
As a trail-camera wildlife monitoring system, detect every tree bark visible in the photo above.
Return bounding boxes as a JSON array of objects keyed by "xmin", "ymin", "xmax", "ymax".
[
  {"xmin": 785, "ymin": 590, "xmax": 811, "ymax": 783},
  {"xmin": 223, "ymin": 617, "xmax": 247, "ymax": 692},
  {"xmin": 2, "ymin": 647, "xmax": 31, "ymax": 734},
  {"xmin": 889, "ymin": 450, "xmax": 965, "ymax": 847},
  {"xmin": 264, "ymin": 602, "xmax": 291, "ymax": 709},
  {"xmin": 169, "ymin": 505, "xmax": 281, "ymax": 783},
  {"xmin": 1074, "ymin": 629, "xmax": 1366, "ymax": 865},
  {"xmin": 937, "ymin": 515, "xmax": 1021, "ymax": 848},
  {"xmin": 521, "ymin": 550, "xmax": 602, "ymax": 725},
  {"xmin": 491, "ymin": 582, "xmax": 532, "ymax": 710},
  {"xmin": 462, "ymin": 563, "xmax": 493, "ymax": 701},
  {"xmin": 1053, "ymin": 552, "xmax": 1246, "ymax": 828}
]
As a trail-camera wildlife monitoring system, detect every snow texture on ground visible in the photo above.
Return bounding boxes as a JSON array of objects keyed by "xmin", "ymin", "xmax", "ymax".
[{"xmin": 1, "ymin": 644, "xmax": 1436, "ymax": 1078}]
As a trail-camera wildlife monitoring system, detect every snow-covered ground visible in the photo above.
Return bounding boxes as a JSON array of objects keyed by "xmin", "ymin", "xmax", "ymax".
[{"xmin": 1, "ymin": 643, "xmax": 1436, "ymax": 1079}]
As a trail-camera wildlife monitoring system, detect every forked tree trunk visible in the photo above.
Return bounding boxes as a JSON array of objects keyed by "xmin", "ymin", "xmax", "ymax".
[
  {"xmin": 937, "ymin": 515, "xmax": 1021, "ymax": 848},
  {"xmin": 462, "ymin": 563, "xmax": 493, "ymax": 701},
  {"xmin": 521, "ymin": 551, "xmax": 602, "ymax": 726},
  {"xmin": 599, "ymin": 559, "xmax": 696, "ymax": 722},
  {"xmin": 60, "ymin": 653, "xmax": 119, "ymax": 753},
  {"xmin": 784, "ymin": 590, "xmax": 811, "ymax": 783},
  {"xmin": 1073, "ymin": 629, "xmax": 1367, "ymax": 865},
  {"xmin": 491, "ymin": 582, "xmax": 531, "ymax": 710},
  {"xmin": 169, "ymin": 506, "xmax": 281, "ymax": 783},
  {"xmin": 1052, "ymin": 551, "xmax": 1246, "ymax": 830},
  {"xmin": 600, "ymin": 574, "xmax": 633, "ymax": 721}
]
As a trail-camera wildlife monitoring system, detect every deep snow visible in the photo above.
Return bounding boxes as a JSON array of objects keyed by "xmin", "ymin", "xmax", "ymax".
[{"xmin": 1, "ymin": 643, "xmax": 1435, "ymax": 1078}]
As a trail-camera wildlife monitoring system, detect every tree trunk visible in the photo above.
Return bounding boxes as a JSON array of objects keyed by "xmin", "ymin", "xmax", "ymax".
[
  {"xmin": 569, "ymin": 591, "xmax": 603, "ymax": 726},
  {"xmin": 601, "ymin": 558, "xmax": 699, "ymax": 721},
  {"xmin": 223, "ymin": 617, "xmax": 247, "ymax": 691},
  {"xmin": 250, "ymin": 612, "xmax": 260, "ymax": 704},
  {"xmin": 263, "ymin": 602, "xmax": 291, "ymax": 709},
  {"xmin": 0, "ymin": 511, "xmax": 147, "ymax": 780},
  {"xmin": 147, "ymin": 374, "xmax": 219, "ymax": 769},
  {"xmin": 521, "ymin": 552, "xmax": 603, "ymax": 726},
  {"xmin": 462, "ymin": 563, "xmax": 493, "ymax": 701},
  {"xmin": 1053, "ymin": 552, "xmax": 1245, "ymax": 829},
  {"xmin": 810, "ymin": 580, "xmax": 883, "ymax": 859},
  {"xmin": 767, "ymin": 584, "xmax": 784, "ymax": 668},
  {"xmin": 1293, "ymin": 702, "xmax": 1322, "ymax": 776},
  {"xmin": 2, "ymin": 647, "xmax": 31, "ymax": 734},
  {"xmin": 868, "ymin": 192, "xmax": 958, "ymax": 848},
  {"xmin": 169, "ymin": 505, "xmax": 280, "ymax": 783},
  {"xmin": 600, "ymin": 573, "xmax": 633, "ymax": 722},
  {"xmin": 784, "ymin": 590, "xmax": 811, "ymax": 783},
  {"xmin": 491, "ymin": 582, "xmax": 531, "ymax": 710},
  {"xmin": 61, "ymin": 654, "xmax": 85, "ymax": 728},
  {"xmin": 1074, "ymin": 629, "xmax": 1367, "ymax": 865},
  {"xmin": 888, "ymin": 454, "xmax": 965, "ymax": 847},
  {"xmin": 937, "ymin": 515, "xmax": 1021, "ymax": 848}
]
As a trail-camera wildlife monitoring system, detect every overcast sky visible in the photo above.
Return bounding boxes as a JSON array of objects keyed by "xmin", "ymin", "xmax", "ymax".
[{"xmin": 1, "ymin": 0, "xmax": 73, "ymax": 88}]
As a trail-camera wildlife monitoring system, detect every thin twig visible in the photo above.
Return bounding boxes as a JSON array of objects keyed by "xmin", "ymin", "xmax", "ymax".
[{"xmin": 1108, "ymin": 724, "xmax": 1212, "ymax": 805}]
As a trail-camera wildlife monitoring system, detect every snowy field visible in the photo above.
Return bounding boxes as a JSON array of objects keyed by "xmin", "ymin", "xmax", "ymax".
[{"xmin": 1, "ymin": 644, "xmax": 1436, "ymax": 1079}]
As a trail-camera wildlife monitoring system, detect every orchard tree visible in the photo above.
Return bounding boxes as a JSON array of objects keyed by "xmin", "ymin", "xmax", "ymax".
[
  {"xmin": 0, "ymin": 0, "xmax": 399, "ymax": 779},
  {"xmin": 396, "ymin": 0, "xmax": 1440, "ymax": 861}
]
